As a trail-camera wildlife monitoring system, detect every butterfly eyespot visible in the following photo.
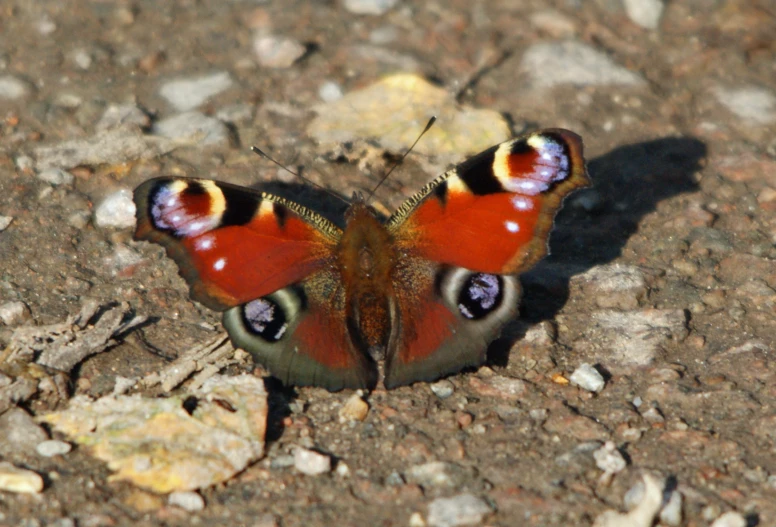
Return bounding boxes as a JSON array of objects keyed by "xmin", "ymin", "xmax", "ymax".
[
  {"xmin": 242, "ymin": 298, "xmax": 288, "ymax": 342},
  {"xmin": 456, "ymin": 273, "xmax": 504, "ymax": 320}
]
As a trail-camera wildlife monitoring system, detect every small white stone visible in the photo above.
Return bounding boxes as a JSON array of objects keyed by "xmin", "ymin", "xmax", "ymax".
[
  {"xmin": 659, "ymin": 490, "xmax": 682, "ymax": 526},
  {"xmin": 253, "ymin": 35, "xmax": 307, "ymax": 69},
  {"xmin": 293, "ymin": 447, "xmax": 331, "ymax": 475},
  {"xmin": 14, "ymin": 155, "xmax": 34, "ymax": 172},
  {"xmin": 343, "ymin": 0, "xmax": 399, "ymax": 15},
  {"xmin": 36, "ymin": 440, "xmax": 72, "ymax": 458},
  {"xmin": 405, "ymin": 462, "xmax": 459, "ymax": 488},
  {"xmin": 0, "ymin": 75, "xmax": 32, "ymax": 100},
  {"xmin": 0, "ymin": 301, "xmax": 30, "ymax": 326},
  {"xmin": 409, "ymin": 511, "xmax": 426, "ymax": 527},
  {"xmin": 169, "ymin": 491, "xmax": 205, "ymax": 511},
  {"xmin": 339, "ymin": 392, "xmax": 369, "ymax": 422},
  {"xmin": 0, "ymin": 462, "xmax": 44, "ymax": 493},
  {"xmin": 37, "ymin": 168, "xmax": 75, "ymax": 186},
  {"xmin": 71, "ymin": 49, "xmax": 93, "ymax": 70},
  {"xmin": 0, "ymin": 216, "xmax": 12, "ymax": 232},
  {"xmin": 427, "ymin": 493, "xmax": 492, "ymax": 527},
  {"xmin": 318, "ymin": 81, "xmax": 344, "ymax": 103},
  {"xmin": 36, "ymin": 17, "xmax": 57, "ymax": 35},
  {"xmin": 429, "ymin": 379, "xmax": 455, "ymax": 399},
  {"xmin": 593, "ymin": 441, "xmax": 627, "ymax": 474},
  {"xmin": 569, "ymin": 363, "xmax": 606, "ymax": 393},
  {"xmin": 94, "ymin": 189, "xmax": 136, "ymax": 229},
  {"xmin": 159, "ymin": 72, "xmax": 233, "ymax": 112},
  {"xmin": 335, "ymin": 462, "xmax": 351, "ymax": 478},
  {"xmin": 714, "ymin": 85, "xmax": 776, "ymax": 125},
  {"xmin": 710, "ymin": 512, "xmax": 746, "ymax": 527},
  {"xmin": 622, "ymin": 0, "xmax": 664, "ymax": 30}
]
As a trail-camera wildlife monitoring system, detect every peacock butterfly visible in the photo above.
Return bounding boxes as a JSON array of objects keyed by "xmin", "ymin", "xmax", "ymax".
[{"xmin": 133, "ymin": 128, "xmax": 589, "ymax": 391}]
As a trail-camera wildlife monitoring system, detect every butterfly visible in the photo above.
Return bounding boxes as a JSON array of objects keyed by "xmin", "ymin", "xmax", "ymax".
[{"xmin": 133, "ymin": 129, "xmax": 589, "ymax": 391}]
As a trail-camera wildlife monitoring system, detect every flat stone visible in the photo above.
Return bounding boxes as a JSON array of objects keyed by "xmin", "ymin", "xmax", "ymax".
[
  {"xmin": 159, "ymin": 72, "xmax": 233, "ymax": 111},
  {"xmin": 429, "ymin": 379, "xmax": 455, "ymax": 399},
  {"xmin": 152, "ymin": 111, "xmax": 230, "ymax": 147},
  {"xmin": 0, "ymin": 462, "xmax": 44, "ymax": 494},
  {"xmin": 405, "ymin": 461, "xmax": 464, "ymax": 489},
  {"xmin": 521, "ymin": 41, "xmax": 645, "ymax": 87},
  {"xmin": 427, "ymin": 493, "xmax": 492, "ymax": 527},
  {"xmin": 168, "ymin": 491, "xmax": 205, "ymax": 511},
  {"xmin": 572, "ymin": 264, "xmax": 648, "ymax": 310},
  {"xmin": 710, "ymin": 512, "xmax": 746, "ymax": 527},
  {"xmin": 0, "ymin": 407, "xmax": 49, "ymax": 457},
  {"xmin": 36, "ymin": 439, "xmax": 72, "ymax": 457},
  {"xmin": 96, "ymin": 103, "xmax": 151, "ymax": 131},
  {"xmin": 714, "ymin": 85, "xmax": 776, "ymax": 125},
  {"xmin": 623, "ymin": 0, "xmax": 664, "ymax": 30},
  {"xmin": 37, "ymin": 168, "xmax": 75, "ymax": 186},
  {"xmin": 94, "ymin": 189, "xmax": 136, "ymax": 229},
  {"xmin": 0, "ymin": 216, "xmax": 12, "ymax": 232}
]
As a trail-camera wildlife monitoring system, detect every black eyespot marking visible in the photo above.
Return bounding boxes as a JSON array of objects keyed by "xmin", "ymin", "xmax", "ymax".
[
  {"xmin": 457, "ymin": 273, "xmax": 504, "ymax": 320},
  {"xmin": 242, "ymin": 298, "xmax": 288, "ymax": 342},
  {"xmin": 220, "ymin": 184, "xmax": 259, "ymax": 227}
]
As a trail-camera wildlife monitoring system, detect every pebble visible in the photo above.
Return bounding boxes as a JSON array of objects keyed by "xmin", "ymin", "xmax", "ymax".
[
  {"xmin": 429, "ymin": 379, "xmax": 454, "ymax": 399},
  {"xmin": 593, "ymin": 441, "xmax": 627, "ymax": 474},
  {"xmin": 426, "ymin": 493, "xmax": 492, "ymax": 527},
  {"xmin": 14, "ymin": 154, "xmax": 34, "ymax": 172},
  {"xmin": 659, "ymin": 490, "xmax": 682, "ymax": 526},
  {"xmin": 253, "ymin": 35, "xmax": 307, "ymax": 68},
  {"xmin": 369, "ymin": 26, "xmax": 399, "ymax": 44},
  {"xmin": 405, "ymin": 461, "xmax": 462, "ymax": 489},
  {"xmin": 529, "ymin": 10, "xmax": 576, "ymax": 38},
  {"xmin": 0, "ymin": 407, "xmax": 49, "ymax": 457},
  {"xmin": 36, "ymin": 440, "xmax": 72, "ymax": 458},
  {"xmin": 159, "ymin": 72, "xmax": 233, "ymax": 111},
  {"xmin": 570, "ymin": 364, "xmax": 606, "ymax": 393},
  {"xmin": 70, "ymin": 49, "xmax": 93, "ymax": 70},
  {"xmin": 339, "ymin": 392, "xmax": 370, "ymax": 422},
  {"xmin": 468, "ymin": 375, "xmax": 526, "ymax": 400},
  {"xmin": 343, "ymin": 0, "xmax": 398, "ymax": 15},
  {"xmin": 318, "ymin": 81, "xmax": 344, "ymax": 103},
  {"xmin": 573, "ymin": 264, "xmax": 647, "ymax": 310},
  {"xmin": 0, "ymin": 301, "xmax": 30, "ymax": 326},
  {"xmin": 96, "ymin": 103, "xmax": 151, "ymax": 132},
  {"xmin": 710, "ymin": 512, "xmax": 746, "ymax": 527},
  {"xmin": 622, "ymin": 0, "xmax": 664, "ymax": 30},
  {"xmin": 37, "ymin": 168, "xmax": 75, "ymax": 186},
  {"xmin": 521, "ymin": 41, "xmax": 645, "ymax": 87},
  {"xmin": 0, "ymin": 462, "xmax": 44, "ymax": 494},
  {"xmin": 36, "ymin": 16, "xmax": 57, "ymax": 35},
  {"xmin": 0, "ymin": 216, "xmax": 12, "ymax": 232},
  {"xmin": 152, "ymin": 111, "xmax": 230, "ymax": 147},
  {"xmin": 293, "ymin": 447, "xmax": 332, "ymax": 475},
  {"xmin": 595, "ymin": 475, "xmax": 663, "ymax": 527},
  {"xmin": 168, "ymin": 491, "xmax": 205, "ymax": 511},
  {"xmin": 0, "ymin": 75, "xmax": 33, "ymax": 100},
  {"xmin": 94, "ymin": 189, "xmax": 136, "ymax": 229},
  {"xmin": 713, "ymin": 86, "xmax": 776, "ymax": 125}
]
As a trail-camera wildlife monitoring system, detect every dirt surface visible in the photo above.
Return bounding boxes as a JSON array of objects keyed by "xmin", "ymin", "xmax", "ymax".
[{"xmin": 1, "ymin": 0, "xmax": 776, "ymax": 526}]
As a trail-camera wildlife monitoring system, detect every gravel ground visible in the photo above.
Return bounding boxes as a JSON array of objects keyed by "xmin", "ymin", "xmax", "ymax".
[{"xmin": 1, "ymin": 1, "xmax": 775, "ymax": 526}]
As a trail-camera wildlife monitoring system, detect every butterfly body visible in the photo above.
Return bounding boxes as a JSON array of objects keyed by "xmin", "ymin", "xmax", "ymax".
[{"xmin": 134, "ymin": 129, "xmax": 589, "ymax": 391}]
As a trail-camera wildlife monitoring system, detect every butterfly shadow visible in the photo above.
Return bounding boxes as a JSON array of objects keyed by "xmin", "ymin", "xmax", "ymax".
[{"xmin": 488, "ymin": 135, "xmax": 708, "ymax": 367}]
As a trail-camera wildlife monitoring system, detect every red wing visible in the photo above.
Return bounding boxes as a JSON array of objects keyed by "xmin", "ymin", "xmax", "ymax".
[
  {"xmin": 134, "ymin": 178, "xmax": 341, "ymax": 310},
  {"xmin": 388, "ymin": 129, "xmax": 589, "ymax": 274}
]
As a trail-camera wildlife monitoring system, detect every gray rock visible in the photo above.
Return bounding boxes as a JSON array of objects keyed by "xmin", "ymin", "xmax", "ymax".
[
  {"xmin": 0, "ymin": 301, "xmax": 30, "ymax": 326},
  {"xmin": 405, "ymin": 461, "xmax": 464, "ymax": 489},
  {"xmin": 427, "ymin": 493, "xmax": 492, "ymax": 527},
  {"xmin": 253, "ymin": 35, "xmax": 307, "ymax": 68},
  {"xmin": 96, "ymin": 103, "xmax": 151, "ymax": 131},
  {"xmin": 0, "ymin": 408, "xmax": 49, "ymax": 457},
  {"xmin": 94, "ymin": 189, "xmax": 136, "ymax": 229},
  {"xmin": 343, "ymin": 0, "xmax": 398, "ymax": 15},
  {"xmin": 0, "ymin": 216, "xmax": 12, "ymax": 232},
  {"xmin": 623, "ymin": 0, "xmax": 664, "ymax": 30},
  {"xmin": 714, "ymin": 85, "xmax": 776, "ymax": 125},
  {"xmin": 593, "ymin": 441, "xmax": 626, "ymax": 474},
  {"xmin": 0, "ymin": 75, "xmax": 33, "ymax": 100},
  {"xmin": 152, "ymin": 111, "xmax": 230, "ymax": 147},
  {"xmin": 35, "ymin": 440, "xmax": 72, "ymax": 458},
  {"xmin": 159, "ymin": 72, "xmax": 233, "ymax": 111},
  {"xmin": 570, "ymin": 363, "xmax": 606, "ymax": 393},
  {"xmin": 37, "ymin": 168, "xmax": 75, "ymax": 186},
  {"xmin": 573, "ymin": 264, "xmax": 648, "ymax": 310},
  {"xmin": 521, "ymin": 41, "xmax": 645, "ymax": 87},
  {"xmin": 429, "ymin": 379, "xmax": 454, "ymax": 399}
]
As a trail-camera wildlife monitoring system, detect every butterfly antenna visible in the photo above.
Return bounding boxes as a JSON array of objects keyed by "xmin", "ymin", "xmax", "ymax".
[
  {"xmin": 366, "ymin": 116, "xmax": 437, "ymax": 202},
  {"xmin": 250, "ymin": 146, "xmax": 349, "ymax": 206}
]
